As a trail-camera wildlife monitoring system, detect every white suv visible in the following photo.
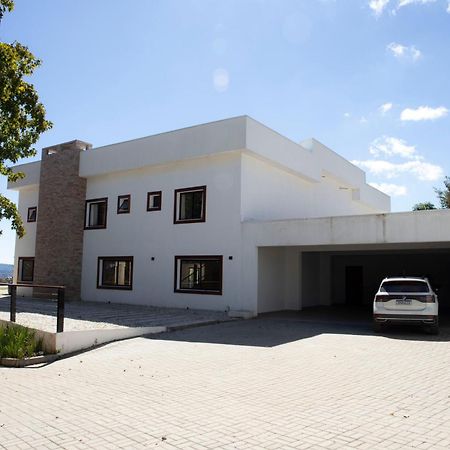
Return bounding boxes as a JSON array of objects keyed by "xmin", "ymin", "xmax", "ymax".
[{"xmin": 373, "ymin": 277, "xmax": 439, "ymax": 334}]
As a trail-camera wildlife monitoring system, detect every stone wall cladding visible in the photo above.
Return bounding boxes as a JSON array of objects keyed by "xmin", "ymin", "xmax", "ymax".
[{"xmin": 34, "ymin": 140, "xmax": 91, "ymax": 300}]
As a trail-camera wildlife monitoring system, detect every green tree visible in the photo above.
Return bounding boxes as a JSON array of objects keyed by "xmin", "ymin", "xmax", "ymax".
[
  {"xmin": 412, "ymin": 202, "xmax": 436, "ymax": 211},
  {"xmin": 0, "ymin": 0, "xmax": 52, "ymax": 237},
  {"xmin": 434, "ymin": 176, "xmax": 450, "ymax": 209}
]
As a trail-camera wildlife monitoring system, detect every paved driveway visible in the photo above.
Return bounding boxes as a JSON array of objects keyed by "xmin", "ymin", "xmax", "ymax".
[{"xmin": 1, "ymin": 317, "xmax": 450, "ymax": 449}]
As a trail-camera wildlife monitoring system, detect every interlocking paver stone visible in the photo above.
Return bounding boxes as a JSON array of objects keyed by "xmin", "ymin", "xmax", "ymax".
[{"xmin": 1, "ymin": 316, "xmax": 450, "ymax": 449}]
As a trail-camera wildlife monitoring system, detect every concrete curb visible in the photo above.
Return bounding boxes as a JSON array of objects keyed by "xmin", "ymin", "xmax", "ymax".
[
  {"xmin": 164, "ymin": 318, "xmax": 236, "ymax": 333},
  {"xmin": 0, "ymin": 354, "xmax": 59, "ymax": 368}
]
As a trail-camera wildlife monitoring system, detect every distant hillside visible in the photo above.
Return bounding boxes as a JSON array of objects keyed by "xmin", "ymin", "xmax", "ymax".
[{"xmin": 0, "ymin": 263, "xmax": 13, "ymax": 279}]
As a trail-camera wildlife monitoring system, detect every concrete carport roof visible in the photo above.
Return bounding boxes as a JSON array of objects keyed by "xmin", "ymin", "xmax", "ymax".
[{"xmin": 242, "ymin": 210, "xmax": 450, "ymax": 314}]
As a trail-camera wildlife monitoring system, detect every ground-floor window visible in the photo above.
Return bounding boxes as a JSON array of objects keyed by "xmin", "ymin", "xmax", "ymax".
[
  {"xmin": 174, "ymin": 255, "xmax": 222, "ymax": 294},
  {"xmin": 18, "ymin": 257, "xmax": 34, "ymax": 283},
  {"xmin": 97, "ymin": 256, "xmax": 133, "ymax": 290}
]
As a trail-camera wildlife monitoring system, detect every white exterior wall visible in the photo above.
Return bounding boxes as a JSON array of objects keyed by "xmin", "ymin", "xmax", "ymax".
[
  {"xmin": 240, "ymin": 153, "xmax": 379, "ymax": 222},
  {"xmin": 14, "ymin": 187, "xmax": 39, "ymax": 296},
  {"xmin": 10, "ymin": 161, "xmax": 40, "ymax": 286},
  {"xmin": 243, "ymin": 210, "xmax": 450, "ymax": 248},
  {"xmin": 257, "ymin": 247, "xmax": 300, "ymax": 313},
  {"xmin": 81, "ymin": 152, "xmax": 244, "ymax": 312}
]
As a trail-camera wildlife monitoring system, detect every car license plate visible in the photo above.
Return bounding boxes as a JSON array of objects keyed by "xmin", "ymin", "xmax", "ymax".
[{"xmin": 396, "ymin": 298, "xmax": 412, "ymax": 305}]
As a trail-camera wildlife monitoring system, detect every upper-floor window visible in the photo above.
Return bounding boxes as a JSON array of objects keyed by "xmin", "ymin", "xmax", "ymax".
[
  {"xmin": 174, "ymin": 186, "xmax": 206, "ymax": 224},
  {"xmin": 85, "ymin": 198, "xmax": 108, "ymax": 229},
  {"xmin": 97, "ymin": 256, "xmax": 133, "ymax": 290},
  {"xmin": 117, "ymin": 195, "xmax": 131, "ymax": 214},
  {"xmin": 27, "ymin": 207, "xmax": 37, "ymax": 223},
  {"xmin": 18, "ymin": 257, "xmax": 34, "ymax": 283},
  {"xmin": 147, "ymin": 191, "xmax": 162, "ymax": 211}
]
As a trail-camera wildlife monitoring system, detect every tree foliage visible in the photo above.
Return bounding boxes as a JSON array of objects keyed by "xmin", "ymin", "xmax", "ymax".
[
  {"xmin": 412, "ymin": 202, "xmax": 436, "ymax": 211},
  {"xmin": 434, "ymin": 176, "xmax": 450, "ymax": 209},
  {"xmin": 0, "ymin": 0, "xmax": 52, "ymax": 237},
  {"xmin": 412, "ymin": 177, "xmax": 450, "ymax": 211},
  {"xmin": 0, "ymin": 0, "xmax": 12, "ymax": 20}
]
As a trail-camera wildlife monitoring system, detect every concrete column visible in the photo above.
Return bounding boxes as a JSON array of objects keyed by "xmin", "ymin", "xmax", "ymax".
[
  {"xmin": 284, "ymin": 247, "xmax": 300, "ymax": 310},
  {"xmin": 319, "ymin": 253, "xmax": 331, "ymax": 306},
  {"xmin": 298, "ymin": 251, "xmax": 303, "ymax": 310},
  {"xmin": 239, "ymin": 244, "xmax": 259, "ymax": 314},
  {"xmin": 33, "ymin": 140, "xmax": 91, "ymax": 300}
]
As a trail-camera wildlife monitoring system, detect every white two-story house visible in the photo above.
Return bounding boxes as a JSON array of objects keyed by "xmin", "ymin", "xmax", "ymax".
[{"xmin": 10, "ymin": 116, "xmax": 450, "ymax": 316}]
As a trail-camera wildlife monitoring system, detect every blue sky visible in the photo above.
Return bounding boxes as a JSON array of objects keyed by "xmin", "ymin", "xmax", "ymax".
[{"xmin": 1, "ymin": 0, "xmax": 450, "ymax": 263}]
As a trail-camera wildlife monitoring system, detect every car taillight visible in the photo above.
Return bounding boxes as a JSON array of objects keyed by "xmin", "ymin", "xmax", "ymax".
[
  {"xmin": 424, "ymin": 295, "xmax": 435, "ymax": 303},
  {"xmin": 375, "ymin": 295, "xmax": 385, "ymax": 302}
]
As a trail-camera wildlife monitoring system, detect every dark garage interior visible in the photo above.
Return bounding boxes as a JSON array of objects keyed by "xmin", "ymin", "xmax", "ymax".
[{"xmin": 302, "ymin": 247, "xmax": 450, "ymax": 314}]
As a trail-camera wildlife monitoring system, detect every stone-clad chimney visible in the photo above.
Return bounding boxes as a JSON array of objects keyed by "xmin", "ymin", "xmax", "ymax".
[{"xmin": 33, "ymin": 140, "xmax": 91, "ymax": 300}]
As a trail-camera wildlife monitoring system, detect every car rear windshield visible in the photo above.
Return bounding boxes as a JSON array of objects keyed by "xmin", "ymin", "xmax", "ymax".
[{"xmin": 380, "ymin": 281, "xmax": 429, "ymax": 293}]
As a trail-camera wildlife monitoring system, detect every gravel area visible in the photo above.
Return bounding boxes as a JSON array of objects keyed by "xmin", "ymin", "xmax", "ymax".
[{"xmin": 0, "ymin": 295, "xmax": 231, "ymax": 333}]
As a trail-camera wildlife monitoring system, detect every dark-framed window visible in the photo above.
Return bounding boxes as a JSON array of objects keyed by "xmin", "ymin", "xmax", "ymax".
[
  {"xmin": 147, "ymin": 191, "xmax": 162, "ymax": 211},
  {"xmin": 18, "ymin": 257, "xmax": 34, "ymax": 283},
  {"xmin": 97, "ymin": 256, "xmax": 133, "ymax": 290},
  {"xmin": 85, "ymin": 198, "xmax": 108, "ymax": 229},
  {"xmin": 117, "ymin": 194, "xmax": 131, "ymax": 214},
  {"xmin": 174, "ymin": 255, "xmax": 222, "ymax": 295},
  {"xmin": 27, "ymin": 207, "xmax": 37, "ymax": 223},
  {"xmin": 174, "ymin": 186, "xmax": 206, "ymax": 224}
]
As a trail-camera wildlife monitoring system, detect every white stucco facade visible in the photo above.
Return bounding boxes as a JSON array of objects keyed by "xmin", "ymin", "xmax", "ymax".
[{"xmin": 12, "ymin": 116, "xmax": 450, "ymax": 315}]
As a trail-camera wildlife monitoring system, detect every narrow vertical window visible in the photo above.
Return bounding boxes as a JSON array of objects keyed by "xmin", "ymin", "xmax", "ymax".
[
  {"xmin": 117, "ymin": 195, "xmax": 131, "ymax": 214},
  {"xmin": 147, "ymin": 191, "xmax": 162, "ymax": 211},
  {"xmin": 85, "ymin": 198, "xmax": 108, "ymax": 229},
  {"xmin": 27, "ymin": 207, "xmax": 37, "ymax": 223}
]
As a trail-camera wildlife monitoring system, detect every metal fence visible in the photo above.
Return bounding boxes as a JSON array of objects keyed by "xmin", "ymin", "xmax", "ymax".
[{"xmin": 0, "ymin": 283, "xmax": 65, "ymax": 333}]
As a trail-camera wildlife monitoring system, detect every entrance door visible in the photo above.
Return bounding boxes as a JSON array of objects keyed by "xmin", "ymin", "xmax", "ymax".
[{"xmin": 345, "ymin": 266, "xmax": 363, "ymax": 305}]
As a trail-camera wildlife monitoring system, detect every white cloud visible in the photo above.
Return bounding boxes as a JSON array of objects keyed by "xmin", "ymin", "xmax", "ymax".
[
  {"xmin": 447, "ymin": 0, "xmax": 450, "ymax": 13},
  {"xmin": 344, "ymin": 112, "xmax": 351, "ymax": 118},
  {"xmin": 369, "ymin": 182, "xmax": 407, "ymax": 196},
  {"xmin": 387, "ymin": 42, "xmax": 422, "ymax": 61},
  {"xmin": 398, "ymin": 0, "xmax": 437, "ymax": 8},
  {"xmin": 212, "ymin": 68, "xmax": 229, "ymax": 92},
  {"xmin": 369, "ymin": 0, "xmax": 390, "ymax": 16},
  {"xmin": 400, "ymin": 106, "xmax": 448, "ymax": 121},
  {"xmin": 359, "ymin": 116, "xmax": 368, "ymax": 124},
  {"xmin": 372, "ymin": 0, "xmax": 441, "ymax": 16},
  {"xmin": 353, "ymin": 135, "xmax": 444, "ymax": 183},
  {"xmin": 353, "ymin": 159, "xmax": 443, "ymax": 181},
  {"xmin": 369, "ymin": 136, "xmax": 417, "ymax": 159},
  {"xmin": 379, "ymin": 103, "xmax": 393, "ymax": 114}
]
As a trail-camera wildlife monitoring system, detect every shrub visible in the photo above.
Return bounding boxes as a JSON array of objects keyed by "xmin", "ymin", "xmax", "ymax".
[{"xmin": 0, "ymin": 325, "xmax": 43, "ymax": 359}]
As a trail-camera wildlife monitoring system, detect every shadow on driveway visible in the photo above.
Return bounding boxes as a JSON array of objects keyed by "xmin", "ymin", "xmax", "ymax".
[{"xmin": 149, "ymin": 306, "xmax": 450, "ymax": 348}]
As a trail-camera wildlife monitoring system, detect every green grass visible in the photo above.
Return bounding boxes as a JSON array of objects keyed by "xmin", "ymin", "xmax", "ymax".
[{"xmin": 0, "ymin": 326, "xmax": 44, "ymax": 359}]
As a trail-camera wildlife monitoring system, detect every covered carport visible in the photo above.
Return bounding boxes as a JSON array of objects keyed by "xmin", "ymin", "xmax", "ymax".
[
  {"xmin": 242, "ymin": 210, "xmax": 450, "ymax": 316},
  {"xmin": 301, "ymin": 244, "xmax": 450, "ymax": 309}
]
